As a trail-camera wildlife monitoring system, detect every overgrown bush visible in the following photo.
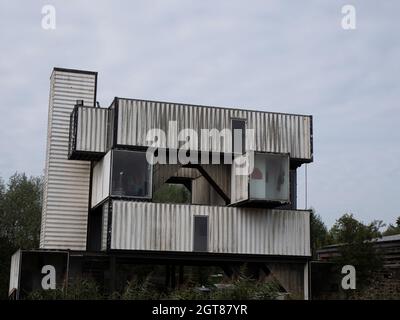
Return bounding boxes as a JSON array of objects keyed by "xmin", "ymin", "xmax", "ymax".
[
  {"xmin": 27, "ymin": 278, "xmax": 103, "ymax": 300},
  {"xmin": 27, "ymin": 264, "xmax": 284, "ymax": 300},
  {"xmin": 349, "ymin": 272, "xmax": 400, "ymax": 300},
  {"xmin": 27, "ymin": 288, "xmax": 65, "ymax": 300},
  {"xmin": 167, "ymin": 287, "xmax": 209, "ymax": 300},
  {"xmin": 120, "ymin": 277, "xmax": 164, "ymax": 300},
  {"xmin": 210, "ymin": 278, "xmax": 281, "ymax": 300}
]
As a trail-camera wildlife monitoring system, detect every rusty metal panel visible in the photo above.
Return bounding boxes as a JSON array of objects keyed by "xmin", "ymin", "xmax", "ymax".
[
  {"xmin": 40, "ymin": 69, "xmax": 97, "ymax": 250},
  {"xmin": 91, "ymin": 151, "xmax": 111, "ymax": 207},
  {"xmin": 75, "ymin": 106, "xmax": 109, "ymax": 153},
  {"xmin": 111, "ymin": 201, "xmax": 311, "ymax": 256},
  {"xmin": 116, "ymin": 98, "xmax": 312, "ymax": 160}
]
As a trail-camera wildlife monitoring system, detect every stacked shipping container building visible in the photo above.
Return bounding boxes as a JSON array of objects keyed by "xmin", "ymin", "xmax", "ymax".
[{"xmin": 9, "ymin": 68, "xmax": 314, "ymax": 299}]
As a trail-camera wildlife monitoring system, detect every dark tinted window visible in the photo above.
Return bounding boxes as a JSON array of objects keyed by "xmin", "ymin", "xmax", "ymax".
[
  {"xmin": 111, "ymin": 150, "xmax": 152, "ymax": 198},
  {"xmin": 232, "ymin": 119, "xmax": 246, "ymax": 154},
  {"xmin": 193, "ymin": 216, "xmax": 208, "ymax": 252}
]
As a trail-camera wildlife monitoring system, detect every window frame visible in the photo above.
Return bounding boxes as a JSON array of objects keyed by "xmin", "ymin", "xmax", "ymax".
[
  {"xmin": 110, "ymin": 149, "xmax": 153, "ymax": 200},
  {"xmin": 231, "ymin": 118, "xmax": 247, "ymax": 155},
  {"xmin": 248, "ymin": 152, "xmax": 290, "ymax": 203},
  {"xmin": 193, "ymin": 215, "xmax": 209, "ymax": 252}
]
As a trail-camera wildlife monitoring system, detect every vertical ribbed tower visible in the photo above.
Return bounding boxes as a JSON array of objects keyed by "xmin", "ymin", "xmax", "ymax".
[{"xmin": 40, "ymin": 68, "xmax": 97, "ymax": 250}]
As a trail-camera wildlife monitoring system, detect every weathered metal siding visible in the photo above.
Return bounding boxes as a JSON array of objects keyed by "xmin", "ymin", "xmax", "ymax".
[
  {"xmin": 176, "ymin": 167, "xmax": 201, "ymax": 179},
  {"xmin": 192, "ymin": 176, "xmax": 212, "ymax": 205},
  {"xmin": 231, "ymin": 157, "xmax": 249, "ymax": 204},
  {"xmin": 192, "ymin": 176, "xmax": 225, "ymax": 206},
  {"xmin": 153, "ymin": 164, "xmax": 201, "ymax": 194},
  {"xmin": 40, "ymin": 69, "xmax": 97, "ymax": 250},
  {"xmin": 111, "ymin": 201, "xmax": 310, "ymax": 256},
  {"xmin": 116, "ymin": 98, "xmax": 312, "ymax": 160},
  {"xmin": 91, "ymin": 151, "xmax": 111, "ymax": 207},
  {"xmin": 9, "ymin": 250, "xmax": 21, "ymax": 296},
  {"xmin": 267, "ymin": 263, "xmax": 306, "ymax": 298},
  {"xmin": 200, "ymin": 164, "xmax": 231, "ymax": 199},
  {"xmin": 152, "ymin": 163, "xmax": 181, "ymax": 193},
  {"xmin": 101, "ymin": 203, "xmax": 109, "ymax": 251},
  {"xmin": 75, "ymin": 106, "xmax": 109, "ymax": 153}
]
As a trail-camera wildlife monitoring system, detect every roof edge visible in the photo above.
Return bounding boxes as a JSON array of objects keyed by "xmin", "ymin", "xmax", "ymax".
[
  {"xmin": 116, "ymin": 96, "xmax": 313, "ymax": 118},
  {"xmin": 52, "ymin": 67, "xmax": 98, "ymax": 76}
]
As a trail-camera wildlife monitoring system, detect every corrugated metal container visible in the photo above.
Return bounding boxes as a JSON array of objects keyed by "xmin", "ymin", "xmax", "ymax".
[
  {"xmin": 175, "ymin": 167, "xmax": 201, "ymax": 179},
  {"xmin": 73, "ymin": 106, "xmax": 109, "ymax": 155},
  {"xmin": 101, "ymin": 203, "xmax": 109, "ymax": 251},
  {"xmin": 110, "ymin": 201, "xmax": 311, "ymax": 256},
  {"xmin": 267, "ymin": 263, "xmax": 306, "ymax": 298},
  {"xmin": 200, "ymin": 164, "xmax": 231, "ymax": 199},
  {"xmin": 91, "ymin": 151, "xmax": 111, "ymax": 207},
  {"xmin": 40, "ymin": 68, "xmax": 97, "ymax": 250},
  {"xmin": 116, "ymin": 98, "xmax": 312, "ymax": 161},
  {"xmin": 192, "ymin": 176, "xmax": 225, "ymax": 205},
  {"xmin": 152, "ymin": 163, "xmax": 181, "ymax": 193},
  {"xmin": 9, "ymin": 250, "xmax": 21, "ymax": 296},
  {"xmin": 231, "ymin": 156, "xmax": 249, "ymax": 204},
  {"xmin": 192, "ymin": 176, "xmax": 209, "ymax": 204},
  {"xmin": 144, "ymin": 163, "xmax": 202, "ymax": 195}
]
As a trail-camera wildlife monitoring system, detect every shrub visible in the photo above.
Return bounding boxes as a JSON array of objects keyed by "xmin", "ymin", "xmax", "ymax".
[
  {"xmin": 27, "ymin": 278, "xmax": 102, "ymax": 300},
  {"xmin": 121, "ymin": 275, "xmax": 164, "ymax": 300}
]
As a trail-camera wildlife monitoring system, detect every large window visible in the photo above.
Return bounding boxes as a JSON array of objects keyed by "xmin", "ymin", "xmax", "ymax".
[
  {"xmin": 111, "ymin": 150, "xmax": 152, "ymax": 198},
  {"xmin": 249, "ymin": 153, "xmax": 289, "ymax": 203}
]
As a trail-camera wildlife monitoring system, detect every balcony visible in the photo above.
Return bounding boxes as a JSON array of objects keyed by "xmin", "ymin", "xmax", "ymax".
[{"xmin": 68, "ymin": 105, "xmax": 110, "ymax": 160}]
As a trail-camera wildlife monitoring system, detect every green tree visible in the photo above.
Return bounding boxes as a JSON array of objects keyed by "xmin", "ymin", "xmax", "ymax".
[
  {"xmin": 0, "ymin": 173, "xmax": 42, "ymax": 299},
  {"xmin": 0, "ymin": 177, "xmax": 4, "ymax": 198},
  {"xmin": 310, "ymin": 209, "xmax": 329, "ymax": 258},
  {"xmin": 382, "ymin": 216, "xmax": 400, "ymax": 236},
  {"xmin": 329, "ymin": 213, "xmax": 384, "ymax": 286},
  {"xmin": 0, "ymin": 173, "xmax": 42, "ymax": 249},
  {"xmin": 153, "ymin": 183, "xmax": 191, "ymax": 204}
]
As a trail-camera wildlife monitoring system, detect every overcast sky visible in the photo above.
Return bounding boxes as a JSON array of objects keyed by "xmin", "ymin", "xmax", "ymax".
[{"xmin": 0, "ymin": 1, "xmax": 399, "ymax": 227}]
